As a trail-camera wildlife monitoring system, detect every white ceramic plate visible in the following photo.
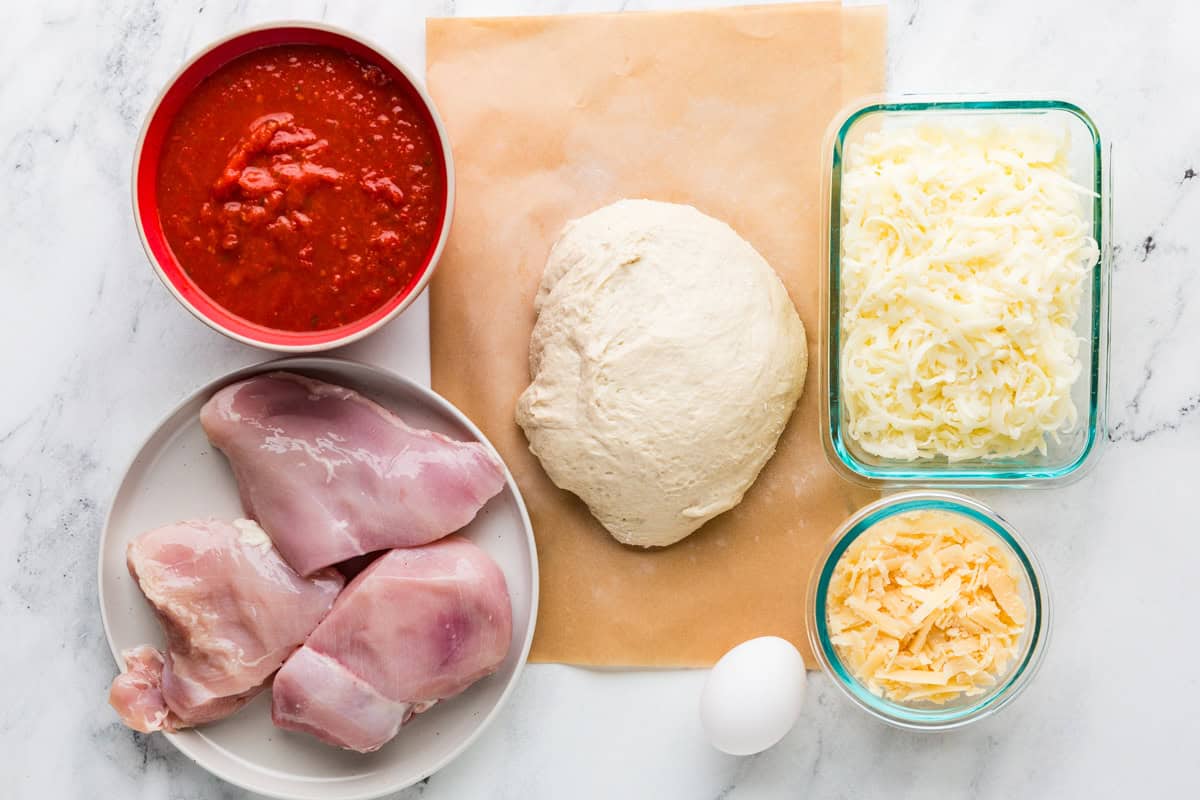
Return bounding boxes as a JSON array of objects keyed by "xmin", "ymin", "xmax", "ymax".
[{"xmin": 98, "ymin": 357, "xmax": 538, "ymax": 799}]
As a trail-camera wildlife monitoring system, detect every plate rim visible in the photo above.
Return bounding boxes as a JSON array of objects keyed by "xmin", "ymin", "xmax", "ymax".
[{"xmin": 97, "ymin": 355, "xmax": 539, "ymax": 800}]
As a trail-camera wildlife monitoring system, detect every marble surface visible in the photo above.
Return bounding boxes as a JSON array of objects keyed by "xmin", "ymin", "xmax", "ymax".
[{"xmin": 2, "ymin": 0, "xmax": 1197, "ymax": 796}]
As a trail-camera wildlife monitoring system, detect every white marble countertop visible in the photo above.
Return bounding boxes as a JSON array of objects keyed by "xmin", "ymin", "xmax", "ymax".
[{"xmin": 3, "ymin": 0, "xmax": 1197, "ymax": 796}]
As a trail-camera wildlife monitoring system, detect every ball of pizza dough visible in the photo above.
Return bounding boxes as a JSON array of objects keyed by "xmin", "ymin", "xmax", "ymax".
[{"xmin": 515, "ymin": 199, "xmax": 807, "ymax": 547}]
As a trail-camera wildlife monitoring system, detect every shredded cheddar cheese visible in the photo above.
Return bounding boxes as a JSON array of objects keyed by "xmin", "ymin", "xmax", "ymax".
[
  {"xmin": 839, "ymin": 122, "xmax": 1099, "ymax": 461},
  {"xmin": 827, "ymin": 509, "xmax": 1027, "ymax": 704}
]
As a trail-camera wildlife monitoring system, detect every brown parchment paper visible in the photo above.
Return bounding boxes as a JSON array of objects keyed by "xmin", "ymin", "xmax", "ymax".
[{"xmin": 427, "ymin": 3, "xmax": 885, "ymax": 667}]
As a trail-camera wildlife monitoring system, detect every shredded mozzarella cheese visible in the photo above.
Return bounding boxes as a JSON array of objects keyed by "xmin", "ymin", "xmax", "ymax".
[
  {"xmin": 839, "ymin": 122, "xmax": 1099, "ymax": 461},
  {"xmin": 827, "ymin": 509, "xmax": 1027, "ymax": 705}
]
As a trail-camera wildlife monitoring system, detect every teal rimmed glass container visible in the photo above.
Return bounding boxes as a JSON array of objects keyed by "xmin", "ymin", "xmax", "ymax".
[
  {"xmin": 806, "ymin": 491, "xmax": 1050, "ymax": 730},
  {"xmin": 820, "ymin": 97, "xmax": 1111, "ymax": 487}
]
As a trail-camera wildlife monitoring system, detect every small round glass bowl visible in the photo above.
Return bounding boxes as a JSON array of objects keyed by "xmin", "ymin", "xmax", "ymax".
[{"xmin": 807, "ymin": 491, "xmax": 1050, "ymax": 730}]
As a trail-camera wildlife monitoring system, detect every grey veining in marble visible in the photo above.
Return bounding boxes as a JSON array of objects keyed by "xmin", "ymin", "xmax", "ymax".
[{"xmin": 2, "ymin": 0, "xmax": 1198, "ymax": 797}]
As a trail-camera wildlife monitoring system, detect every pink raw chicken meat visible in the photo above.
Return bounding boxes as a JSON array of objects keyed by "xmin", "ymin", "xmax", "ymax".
[
  {"xmin": 201, "ymin": 372, "xmax": 507, "ymax": 576},
  {"xmin": 271, "ymin": 536, "xmax": 513, "ymax": 752},
  {"xmin": 109, "ymin": 646, "xmax": 173, "ymax": 733},
  {"xmin": 108, "ymin": 519, "xmax": 343, "ymax": 733}
]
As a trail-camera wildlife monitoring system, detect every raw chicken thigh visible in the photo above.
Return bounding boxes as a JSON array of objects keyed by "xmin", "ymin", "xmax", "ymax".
[
  {"xmin": 109, "ymin": 646, "xmax": 173, "ymax": 733},
  {"xmin": 109, "ymin": 519, "xmax": 344, "ymax": 733},
  {"xmin": 272, "ymin": 536, "xmax": 513, "ymax": 752},
  {"xmin": 201, "ymin": 372, "xmax": 508, "ymax": 576}
]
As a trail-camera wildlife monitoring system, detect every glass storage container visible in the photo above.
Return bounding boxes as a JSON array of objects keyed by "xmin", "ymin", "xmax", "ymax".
[
  {"xmin": 807, "ymin": 491, "xmax": 1050, "ymax": 730},
  {"xmin": 820, "ymin": 98, "xmax": 1111, "ymax": 487}
]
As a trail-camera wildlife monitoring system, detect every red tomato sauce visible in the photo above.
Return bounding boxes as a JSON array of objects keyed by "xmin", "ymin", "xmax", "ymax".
[{"xmin": 156, "ymin": 45, "xmax": 446, "ymax": 331}]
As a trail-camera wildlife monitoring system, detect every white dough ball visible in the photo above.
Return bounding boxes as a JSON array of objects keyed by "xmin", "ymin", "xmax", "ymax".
[
  {"xmin": 515, "ymin": 199, "xmax": 807, "ymax": 547},
  {"xmin": 700, "ymin": 636, "xmax": 808, "ymax": 756}
]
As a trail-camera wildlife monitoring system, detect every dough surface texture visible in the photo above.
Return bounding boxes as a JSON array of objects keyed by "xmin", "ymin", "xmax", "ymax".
[{"xmin": 515, "ymin": 199, "xmax": 807, "ymax": 547}]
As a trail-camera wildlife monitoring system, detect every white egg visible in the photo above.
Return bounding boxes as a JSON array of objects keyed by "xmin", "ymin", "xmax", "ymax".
[{"xmin": 700, "ymin": 636, "xmax": 807, "ymax": 756}]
